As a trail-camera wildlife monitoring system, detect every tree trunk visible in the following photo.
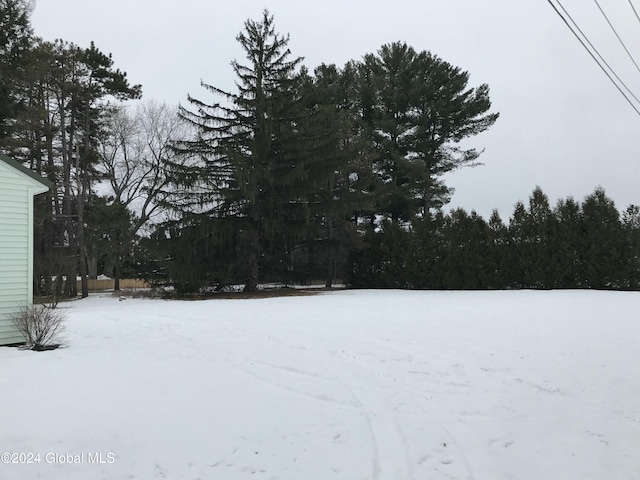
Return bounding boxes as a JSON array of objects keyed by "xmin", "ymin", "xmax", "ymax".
[
  {"xmin": 78, "ymin": 212, "xmax": 89, "ymax": 298},
  {"xmin": 244, "ymin": 205, "xmax": 261, "ymax": 292},
  {"xmin": 79, "ymin": 257, "xmax": 88, "ymax": 298},
  {"xmin": 114, "ymin": 262, "xmax": 121, "ymax": 291},
  {"xmin": 244, "ymin": 225, "xmax": 260, "ymax": 292},
  {"xmin": 77, "ymin": 157, "xmax": 89, "ymax": 298},
  {"xmin": 88, "ymin": 254, "xmax": 98, "ymax": 279},
  {"xmin": 63, "ymin": 265, "xmax": 77, "ymax": 298},
  {"xmin": 245, "ymin": 252, "xmax": 259, "ymax": 292},
  {"xmin": 325, "ymin": 217, "xmax": 335, "ymax": 288},
  {"xmin": 424, "ymin": 194, "xmax": 432, "ymax": 217}
]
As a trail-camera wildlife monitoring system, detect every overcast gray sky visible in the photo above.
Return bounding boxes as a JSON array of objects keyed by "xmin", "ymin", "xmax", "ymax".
[{"xmin": 31, "ymin": 0, "xmax": 640, "ymax": 218}]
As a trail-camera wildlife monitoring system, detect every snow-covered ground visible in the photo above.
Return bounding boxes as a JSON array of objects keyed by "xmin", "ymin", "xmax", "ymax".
[{"xmin": 1, "ymin": 289, "xmax": 639, "ymax": 480}]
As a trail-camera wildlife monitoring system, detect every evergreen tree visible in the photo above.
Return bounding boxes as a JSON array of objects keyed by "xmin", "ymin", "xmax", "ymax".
[
  {"xmin": 487, "ymin": 209, "xmax": 507, "ymax": 288},
  {"xmin": 411, "ymin": 211, "xmax": 447, "ymax": 288},
  {"xmin": 359, "ymin": 43, "xmax": 420, "ymax": 221},
  {"xmin": 0, "ymin": 0, "xmax": 33, "ymax": 143},
  {"xmin": 174, "ymin": 11, "xmax": 357, "ymax": 292},
  {"xmin": 523, "ymin": 187, "xmax": 554, "ymax": 287},
  {"xmin": 145, "ymin": 217, "xmax": 230, "ymax": 294},
  {"xmin": 579, "ymin": 188, "xmax": 624, "ymax": 288},
  {"xmin": 506, "ymin": 201, "xmax": 528, "ymax": 288},
  {"xmin": 346, "ymin": 220, "xmax": 415, "ymax": 289},
  {"xmin": 440, "ymin": 208, "xmax": 491, "ymax": 289},
  {"xmin": 356, "ymin": 42, "xmax": 499, "ymax": 221},
  {"xmin": 621, "ymin": 205, "xmax": 640, "ymax": 289},
  {"xmin": 4, "ymin": 36, "xmax": 140, "ymax": 299},
  {"xmin": 299, "ymin": 64, "xmax": 375, "ymax": 286},
  {"xmin": 552, "ymin": 196, "xmax": 582, "ymax": 288},
  {"xmin": 44, "ymin": 40, "xmax": 141, "ymax": 297},
  {"xmin": 175, "ymin": 10, "xmax": 305, "ymax": 292},
  {"xmin": 85, "ymin": 196, "xmax": 135, "ymax": 289}
]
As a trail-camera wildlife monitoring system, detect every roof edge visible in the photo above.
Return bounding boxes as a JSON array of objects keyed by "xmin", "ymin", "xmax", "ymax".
[{"xmin": 0, "ymin": 152, "xmax": 54, "ymax": 189}]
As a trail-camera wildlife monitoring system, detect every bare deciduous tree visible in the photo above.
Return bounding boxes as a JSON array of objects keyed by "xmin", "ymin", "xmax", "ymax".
[
  {"xmin": 95, "ymin": 100, "xmax": 193, "ymax": 289},
  {"xmin": 99, "ymin": 100, "xmax": 190, "ymax": 235}
]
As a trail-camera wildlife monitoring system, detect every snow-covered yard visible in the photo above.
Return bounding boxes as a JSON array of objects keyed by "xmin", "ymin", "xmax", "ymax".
[{"xmin": 1, "ymin": 289, "xmax": 639, "ymax": 480}]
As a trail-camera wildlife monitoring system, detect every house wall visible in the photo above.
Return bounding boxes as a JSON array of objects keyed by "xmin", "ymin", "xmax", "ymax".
[{"xmin": 0, "ymin": 165, "xmax": 33, "ymax": 345}]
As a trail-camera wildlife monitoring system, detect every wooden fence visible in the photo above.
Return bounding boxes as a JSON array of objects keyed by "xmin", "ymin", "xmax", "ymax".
[{"xmin": 76, "ymin": 278, "xmax": 150, "ymax": 291}]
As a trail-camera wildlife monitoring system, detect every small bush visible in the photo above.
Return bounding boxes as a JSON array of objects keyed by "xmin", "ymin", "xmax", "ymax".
[{"xmin": 10, "ymin": 305, "xmax": 66, "ymax": 351}]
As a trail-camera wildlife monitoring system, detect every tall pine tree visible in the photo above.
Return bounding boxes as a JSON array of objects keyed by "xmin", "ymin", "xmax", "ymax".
[
  {"xmin": 175, "ymin": 10, "xmax": 320, "ymax": 291},
  {"xmin": 0, "ymin": 0, "xmax": 33, "ymax": 144},
  {"xmin": 356, "ymin": 42, "xmax": 499, "ymax": 221}
]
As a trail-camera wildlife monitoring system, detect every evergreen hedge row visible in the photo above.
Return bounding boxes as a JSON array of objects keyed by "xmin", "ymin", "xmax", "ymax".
[{"xmin": 346, "ymin": 188, "xmax": 640, "ymax": 290}]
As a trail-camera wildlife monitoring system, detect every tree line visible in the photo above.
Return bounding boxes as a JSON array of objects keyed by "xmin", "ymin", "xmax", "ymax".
[
  {"xmin": 144, "ymin": 10, "xmax": 498, "ymax": 293},
  {"xmin": 3, "ymin": 3, "xmax": 637, "ymax": 296},
  {"xmin": 1, "ymin": 0, "xmax": 142, "ymax": 299},
  {"xmin": 349, "ymin": 186, "xmax": 640, "ymax": 290},
  {"xmin": 1, "ymin": 0, "xmax": 185, "ymax": 299}
]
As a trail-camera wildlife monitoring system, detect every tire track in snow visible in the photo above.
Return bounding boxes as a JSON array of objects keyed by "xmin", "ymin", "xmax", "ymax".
[
  {"xmin": 326, "ymin": 352, "xmax": 415, "ymax": 480},
  {"xmin": 163, "ymin": 320, "xmax": 400, "ymax": 478},
  {"xmin": 330, "ymin": 336, "xmax": 477, "ymax": 480},
  {"xmin": 172, "ymin": 320, "xmax": 471, "ymax": 479},
  {"xmin": 162, "ymin": 322, "xmax": 358, "ymax": 410},
  {"xmin": 225, "ymin": 356, "xmax": 359, "ymax": 410},
  {"xmin": 211, "ymin": 322, "xmax": 416, "ymax": 480},
  {"xmin": 165, "ymin": 318, "xmax": 456, "ymax": 480}
]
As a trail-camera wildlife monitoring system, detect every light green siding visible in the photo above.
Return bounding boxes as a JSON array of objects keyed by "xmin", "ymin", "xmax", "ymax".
[{"xmin": 0, "ymin": 157, "xmax": 49, "ymax": 346}]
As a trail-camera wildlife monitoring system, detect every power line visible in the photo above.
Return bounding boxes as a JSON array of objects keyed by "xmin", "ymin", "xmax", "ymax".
[
  {"xmin": 628, "ymin": 0, "xmax": 640, "ymax": 26},
  {"xmin": 547, "ymin": 0, "xmax": 640, "ymax": 117},
  {"xmin": 555, "ymin": 0, "xmax": 640, "ymax": 104},
  {"xmin": 593, "ymin": 0, "xmax": 640, "ymax": 74}
]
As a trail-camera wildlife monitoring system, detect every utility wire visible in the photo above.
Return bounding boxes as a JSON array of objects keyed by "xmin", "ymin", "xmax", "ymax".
[
  {"xmin": 555, "ymin": 0, "xmax": 640, "ymax": 104},
  {"xmin": 628, "ymin": 0, "xmax": 640, "ymax": 26},
  {"xmin": 547, "ymin": 0, "xmax": 640, "ymax": 116},
  {"xmin": 594, "ymin": 0, "xmax": 640, "ymax": 74}
]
